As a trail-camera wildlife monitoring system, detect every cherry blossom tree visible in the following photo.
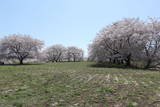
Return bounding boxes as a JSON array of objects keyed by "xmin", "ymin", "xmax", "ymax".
[
  {"xmin": 140, "ymin": 18, "xmax": 160, "ymax": 68},
  {"xmin": 66, "ymin": 46, "xmax": 84, "ymax": 62},
  {"xmin": 0, "ymin": 34, "xmax": 44, "ymax": 64},
  {"xmin": 43, "ymin": 44, "xmax": 66, "ymax": 62},
  {"xmin": 89, "ymin": 18, "xmax": 160, "ymax": 68}
]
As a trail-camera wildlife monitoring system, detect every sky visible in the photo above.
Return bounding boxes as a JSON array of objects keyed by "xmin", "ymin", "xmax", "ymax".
[{"xmin": 0, "ymin": 0, "xmax": 159, "ymax": 56}]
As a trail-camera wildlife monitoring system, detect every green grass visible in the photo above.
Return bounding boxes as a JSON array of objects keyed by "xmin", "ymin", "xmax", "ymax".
[{"xmin": 0, "ymin": 62, "xmax": 160, "ymax": 107}]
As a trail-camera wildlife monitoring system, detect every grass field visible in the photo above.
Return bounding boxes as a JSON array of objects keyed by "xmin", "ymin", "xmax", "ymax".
[{"xmin": 0, "ymin": 62, "xmax": 160, "ymax": 107}]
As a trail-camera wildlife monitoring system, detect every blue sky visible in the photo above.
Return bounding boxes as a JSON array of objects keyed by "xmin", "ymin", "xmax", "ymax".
[{"xmin": 0, "ymin": 0, "xmax": 159, "ymax": 56}]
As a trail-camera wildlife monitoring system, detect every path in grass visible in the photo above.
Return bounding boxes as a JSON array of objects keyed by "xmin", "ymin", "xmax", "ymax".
[{"xmin": 0, "ymin": 62, "xmax": 160, "ymax": 107}]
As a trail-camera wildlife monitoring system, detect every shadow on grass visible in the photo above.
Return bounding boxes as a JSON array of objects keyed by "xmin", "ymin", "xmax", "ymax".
[{"xmin": 89, "ymin": 62, "xmax": 159, "ymax": 71}]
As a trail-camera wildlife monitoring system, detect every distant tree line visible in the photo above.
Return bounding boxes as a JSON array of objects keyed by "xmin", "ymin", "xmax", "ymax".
[
  {"xmin": 0, "ymin": 34, "xmax": 84, "ymax": 64},
  {"xmin": 88, "ymin": 18, "xmax": 160, "ymax": 69},
  {"xmin": 41, "ymin": 45, "xmax": 84, "ymax": 62},
  {"xmin": 1, "ymin": 17, "xmax": 160, "ymax": 69}
]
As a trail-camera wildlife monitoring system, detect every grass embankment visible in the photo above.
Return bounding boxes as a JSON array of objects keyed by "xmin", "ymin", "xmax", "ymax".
[{"xmin": 0, "ymin": 62, "xmax": 160, "ymax": 107}]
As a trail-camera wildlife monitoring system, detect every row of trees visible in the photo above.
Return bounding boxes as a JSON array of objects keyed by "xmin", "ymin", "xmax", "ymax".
[
  {"xmin": 42, "ymin": 45, "xmax": 84, "ymax": 62},
  {"xmin": 0, "ymin": 34, "xmax": 84, "ymax": 64},
  {"xmin": 89, "ymin": 18, "xmax": 160, "ymax": 69}
]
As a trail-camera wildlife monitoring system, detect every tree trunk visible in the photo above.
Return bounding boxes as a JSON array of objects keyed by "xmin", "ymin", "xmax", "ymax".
[
  {"xmin": 19, "ymin": 59, "xmax": 23, "ymax": 65},
  {"xmin": 125, "ymin": 54, "xmax": 131, "ymax": 66},
  {"xmin": 113, "ymin": 59, "xmax": 116, "ymax": 63},
  {"xmin": 145, "ymin": 59, "xmax": 151, "ymax": 69},
  {"xmin": 73, "ymin": 57, "xmax": 76, "ymax": 62},
  {"xmin": 121, "ymin": 60, "xmax": 124, "ymax": 64}
]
